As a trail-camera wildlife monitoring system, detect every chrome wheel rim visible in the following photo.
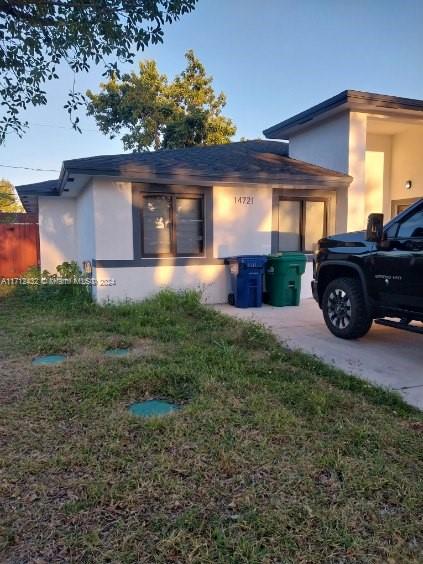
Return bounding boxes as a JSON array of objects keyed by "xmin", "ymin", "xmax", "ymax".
[{"xmin": 327, "ymin": 289, "xmax": 352, "ymax": 329}]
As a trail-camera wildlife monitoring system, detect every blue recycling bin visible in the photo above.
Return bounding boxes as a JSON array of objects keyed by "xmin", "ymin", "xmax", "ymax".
[{"xmin": 226, "ymin": 255, "xmax": 267, "ymax": 308}]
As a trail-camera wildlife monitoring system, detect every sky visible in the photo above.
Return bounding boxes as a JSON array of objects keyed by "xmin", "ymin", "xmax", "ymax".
[{"xmin": 2, "ymin": 0, "xmax": 423, "ymax": 187}]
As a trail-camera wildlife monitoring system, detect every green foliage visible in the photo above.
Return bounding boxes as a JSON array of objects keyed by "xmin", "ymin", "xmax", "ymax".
[
  {"xmin": 87, "ymin": 50, "xmax": 237, "ymax": 151},
  {"xmin": 16, "ymin": 261, "xmax": 92, "ymax": 306},
  {"xmin": 0, "ymin": 179, "xmax": 24, "ymax": 214},
  {"xmin": 55, "ymin": 260, "xmax": 83, "ymax": 280},
  {"xmin": 0, "ymin": 0, "xmax": 198, "ymax": 143}
]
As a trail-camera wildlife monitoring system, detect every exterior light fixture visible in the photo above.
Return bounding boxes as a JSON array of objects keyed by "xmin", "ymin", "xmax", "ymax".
[{"xmin": 405, "ymin": 180, "xmax": 412, "ymax": 190}]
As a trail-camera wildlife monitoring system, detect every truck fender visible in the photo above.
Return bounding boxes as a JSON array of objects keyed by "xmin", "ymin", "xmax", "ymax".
[{"xmin": 318, "ymin": 260, "xmax": 371, "ymax": 312}]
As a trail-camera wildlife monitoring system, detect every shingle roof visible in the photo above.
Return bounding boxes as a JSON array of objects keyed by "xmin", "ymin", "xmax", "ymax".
[
  {"xmin": 16, "ymin": 140, "xmax": 351, "ymax": 197},
  {"xmin": 15, "ymin": 180, "xmax": 59, "ymax": 211},
  {"xmin": 62, "ymin": 140, "xmax": 348, "ymax": 183},
  {"xmin": 16, "ymin": 179, "xmax": 59, "ymax": 196}
]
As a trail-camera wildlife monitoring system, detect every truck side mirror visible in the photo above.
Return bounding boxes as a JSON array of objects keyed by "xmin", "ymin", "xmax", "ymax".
[{"xmin": 366, "ymin": 213, "xmax": 384, "ymax": 243}]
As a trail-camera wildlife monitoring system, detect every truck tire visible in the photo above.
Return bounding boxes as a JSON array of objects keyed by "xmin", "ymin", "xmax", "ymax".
[{"xmin": 322, "ymin": 277, "xmax": 372, "ymax": 339}]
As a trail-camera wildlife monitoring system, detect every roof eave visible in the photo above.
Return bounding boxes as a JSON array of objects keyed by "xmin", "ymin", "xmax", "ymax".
[
  {"xmin": 57, "ymin": 163, "xmax": 68, "ymax": 194},
  {"xmin": 80, "ymin": 170, "xmax": 353, "ymax": 188},
  {"xmin": 15, "ymin": 186, "xmax": 60, "ymax": 197},
  {"xmin": 263, "ymin": 89, "xmax": 423, "ymax": 139},
  {"xmin": 263, "ymin": 90, "xmax": 349, "ymax": 139}
]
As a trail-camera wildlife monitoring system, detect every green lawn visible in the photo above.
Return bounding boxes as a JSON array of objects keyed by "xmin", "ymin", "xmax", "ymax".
[{"xmin": 0, "ymin": 289, "xmax": 422, "ymax": 563}]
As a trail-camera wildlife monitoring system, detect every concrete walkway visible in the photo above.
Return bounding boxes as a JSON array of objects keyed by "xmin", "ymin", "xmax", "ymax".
[{"xmin": 214, "ymin": 299, "xmax": 423, "ymax": 410}]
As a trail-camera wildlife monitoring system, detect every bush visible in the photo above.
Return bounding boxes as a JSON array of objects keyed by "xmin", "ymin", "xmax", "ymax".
[{"xmin": 16, "ymin": 261, "xmax": 92, "ymax": 306}]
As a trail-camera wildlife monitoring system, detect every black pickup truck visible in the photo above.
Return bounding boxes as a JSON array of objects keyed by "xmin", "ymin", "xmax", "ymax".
[{"xmin": 312, "ymin": 199, "xmax": 423, "ymax": 339}]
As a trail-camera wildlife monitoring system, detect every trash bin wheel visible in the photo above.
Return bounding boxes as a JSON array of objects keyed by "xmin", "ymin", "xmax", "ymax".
[{"xmin": 228, "ymin": 293, "xmax": 235, "ymax": 306}]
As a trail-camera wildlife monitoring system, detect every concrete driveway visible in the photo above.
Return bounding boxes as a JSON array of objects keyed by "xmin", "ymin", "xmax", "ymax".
[{"xmin": 214, "ymin": 299, "xmax": 423, "ymax": 410}]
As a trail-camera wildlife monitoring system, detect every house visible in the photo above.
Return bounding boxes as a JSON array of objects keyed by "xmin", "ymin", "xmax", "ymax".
[
  {"xmin": 16, "ymin": 140, "xmax": 350, "ymax": 302},
  {"xmin": 16, "ymin": 140, "xmax": 349, "ymax": 302},
  {"xmin": 16, "ymin": 89, "xmax": 423, "ymax": 304}
]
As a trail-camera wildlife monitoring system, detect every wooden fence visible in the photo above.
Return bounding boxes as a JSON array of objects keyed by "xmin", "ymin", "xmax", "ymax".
[{"xmin": 0, "ymin": 216, "xmax": 40, "ymax": 277}]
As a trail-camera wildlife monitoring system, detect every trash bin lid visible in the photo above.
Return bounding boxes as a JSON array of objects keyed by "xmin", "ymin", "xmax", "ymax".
[
  {"xmin": 267, "ymin": 252, "xmax": 307, "ymax": 274},
  {"xmin": 267, "ymin": 252, "xmax": 307, "ymax": 262},
  {"xmin": 229, "ymin": 255, "xmax": 268, "ymax": 268}
]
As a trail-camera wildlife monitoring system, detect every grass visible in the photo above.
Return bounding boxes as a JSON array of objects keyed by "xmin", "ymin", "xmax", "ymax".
[{"xmin": 0, "ymin": 289, "xmax": 422, "ymax": 563}]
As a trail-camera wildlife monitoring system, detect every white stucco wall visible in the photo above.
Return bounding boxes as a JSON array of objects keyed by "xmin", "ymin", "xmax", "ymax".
[
  {"xmin": 289, "ymin": 113, "xmax": 350, "ymax": 174},
  {"xmin": 76, "ymin": 183, "xmax": 95, "ymax": 266},
  {"xmin": 350, "ymin": 122, "xmax": 423, "ymax": 225},
  {"xmin": 93, "ymin": 265, "xmax": 230, "ymax": 304},
  {"xmin": 391, "ymin": 126, "xmax": 423, "ymax": 202},
  {"xmin": 92, "ymin": 179, "xmax": 133, "ymax": 260},
  {"xmin": 93, "ymin": 262, "xmax": 314, "ymax": 304},
  {"xmin": 91, "ymin": 183, "xmax": 312, "ymax": 303},
  {"xmin": 39, "ymin": 180, "xmax": 315, "ymax": 304},
  {"xmin": 347, "ymin": 112, "xmax": 368, "ymax": 231},
  {"xmin": 213, "ymin": 185, "xmax": 272, "ymax": 257},
  {"xmin": 38, "ymin": 179, "xmax": 133, "ymax": 273},
  {"xmin": 39, "ymin": 197, "xmax": 77, "ymax": 273},
  {"xmin": 288, "ymin": 111, "xmax": 370, "ymax": 232},
  {"xmin": 365, "ymin": 133, "xmax": 392, "ymax": 219}
]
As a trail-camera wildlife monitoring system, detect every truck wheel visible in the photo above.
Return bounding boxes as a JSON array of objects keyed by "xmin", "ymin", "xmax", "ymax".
[{"xmin": 322, "ymin": 277, "xmax": 372, "ymax": 339}]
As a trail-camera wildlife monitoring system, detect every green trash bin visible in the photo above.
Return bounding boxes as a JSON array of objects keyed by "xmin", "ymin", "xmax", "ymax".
[{"xmin": 265, "ymin": 252, "xmax": 307, "ymax": 307}]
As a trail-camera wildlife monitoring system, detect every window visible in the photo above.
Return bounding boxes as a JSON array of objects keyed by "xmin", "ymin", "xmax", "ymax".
[
  {"xmin": 397, "ymin": 207, "xmax": 423, "ymax": 239},
  {"xmin": 278, "ymin": 200, "xmax": 301, "ymax": 251},
  {"xmin": 391, "ymin": 198, "xmax": 420, "ymax": 218},
  {"xmin": 384, "ymin": 222, "xmax": 399, "ymax": 240},
  {"xmin": 143, "ymin": 195, "xmax": 172, "ymax": 255},
  {"xmin": 278, "ymin": 197, "xmax": 327, "ymax": 253},
  {"xmin": 141, "ymin": 193, "xmax": 204, "ymax": 257}
]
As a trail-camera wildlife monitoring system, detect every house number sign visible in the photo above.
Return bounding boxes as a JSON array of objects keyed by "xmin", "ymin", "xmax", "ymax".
[{"xmin": 234, "ymin": 196, "xmax": 255, "ymax": 205}]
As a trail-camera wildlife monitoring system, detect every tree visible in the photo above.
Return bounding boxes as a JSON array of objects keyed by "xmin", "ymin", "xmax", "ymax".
[
  {"xmin": 0, "ymin": 0, "xmax": 197, "ymax": 144},
  {"xmin": 0, "ymin": 179, "xmax": 23, "ymax": 213},
  {"xmin": 86, "ymin": 50, "xmax": 237, "ymax": 151}
]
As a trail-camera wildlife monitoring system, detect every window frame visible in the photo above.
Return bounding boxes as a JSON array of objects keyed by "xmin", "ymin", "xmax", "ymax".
[
  {"xmin": 140, "ymin": 193, "xmax": 173, "ymax": 258},
  {"xmin": 133, "ymin": 183, "xmax": 211, "ymax": 262},
  {"xmin": 174, "ymin": 195, "xmax": 206, "ymax": 257},
  {"xmin": 391, "ymin": 198, "xmax": 420, "ymax": 219},
  {"xmin": 277, "ymin": 195, "xmax": 328, "ymax": 253},
  {"xmin": 140, "ymin": 193, "xmax": 205, "ymax": 258}
]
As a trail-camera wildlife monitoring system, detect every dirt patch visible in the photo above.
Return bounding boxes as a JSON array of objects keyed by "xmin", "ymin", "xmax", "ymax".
[
  {"xmin": 77, "ymin": 337, "xmax": 159, "ymax": 360},
  {"xmin": 131, "ymin": 338, "xmax": 158, "ymax": 358},
  {"xmin": 403, "ymin": 420, "xmax": 423, "ymax": 433},
  {"xmin": 0, "ymin": 359, "xmax": 33, "ymax": 405}
]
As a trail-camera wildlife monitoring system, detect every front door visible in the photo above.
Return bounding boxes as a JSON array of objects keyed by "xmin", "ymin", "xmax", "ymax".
[{"xmin": 372, "ymin": 203, "xmax": 423, "ymax": 312}]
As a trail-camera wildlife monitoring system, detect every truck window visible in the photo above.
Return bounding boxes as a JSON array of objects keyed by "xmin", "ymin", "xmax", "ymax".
[
  {"xmin": 384, "ymin": 223, "xmax": 399, "ymax": 239},
  {"xmin": 397, "ymin": 209, "xmax": 423, "ymax": 239}
]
